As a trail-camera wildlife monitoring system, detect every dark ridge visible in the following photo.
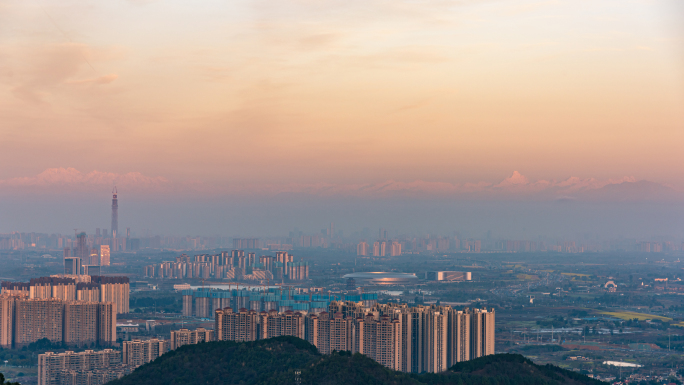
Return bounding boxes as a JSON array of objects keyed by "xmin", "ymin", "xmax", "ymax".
[{"xmin": 107, "ymin": 337, "xmax": 606, "ymax": 385}]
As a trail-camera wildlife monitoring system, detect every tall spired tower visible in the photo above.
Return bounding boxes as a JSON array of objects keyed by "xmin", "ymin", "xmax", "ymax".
[{"xmin": 111, "ymin": 187, "xmax": 118, "ymax": 239}]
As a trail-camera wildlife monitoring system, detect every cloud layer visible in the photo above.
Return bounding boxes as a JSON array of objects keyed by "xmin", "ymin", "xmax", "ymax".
[
  {"xmin": 0, "ymin": 0, "xmax": 682, "ymax": 190},
  {"xmin": 1, "ymin": 168, "xmax": 678, "ymax": 202},
  {"xmin": 0, "ymin": 168, "xmax": 168, "ymax": 192}
]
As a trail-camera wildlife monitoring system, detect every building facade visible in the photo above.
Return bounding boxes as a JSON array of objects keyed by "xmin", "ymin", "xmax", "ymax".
[
  {"xmin": 38, "ymin": 349, "xmax": 129, "ymax": 385},
  {"xmin": 0, "ymin": 296, "xmax": 115, "ymax": 348},
  {"xmin": 1, "ymin": 275, "xmax": 129, "ymax": 315},
  {"xmin": 170, "ymin": 328, "xmax": 214, "ymax": 350},
  {"xmin": 122, "ymin": 339, "xmax": 169, "ymax": 368}
]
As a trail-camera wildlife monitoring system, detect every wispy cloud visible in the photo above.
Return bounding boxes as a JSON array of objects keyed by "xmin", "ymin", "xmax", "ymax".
[
  {"xmin": 66, "ymin": 74, "xmax": 118, "ymax": 85},
  {"xmin": 2, "ymin": 43, "xmax": 121, "ymax": 105},
  {"xmin": 0, "ymin": 168, "xmax": 169, "ymax": 192}
]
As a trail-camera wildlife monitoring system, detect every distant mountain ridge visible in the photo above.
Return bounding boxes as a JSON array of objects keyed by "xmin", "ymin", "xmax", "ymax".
[
  {"xmin": 3, "ymin": 168, "xmax": 680, "ymax": 203},
  {"xmin": 107, "ymin": 336, "xmax": 606, "ymax": 385}
]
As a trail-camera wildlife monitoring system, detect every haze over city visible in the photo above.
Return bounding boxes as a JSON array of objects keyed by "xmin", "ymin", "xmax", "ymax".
[
  {"xmin": 1, "ymin": 1, "xmax": 683, "ymax": 235},
  {"xmin": 1, "ymin": 0, "xmax": 683, "ymax": 238},
  {"xmin": 2, "ymin": 1, "xmax": 684, "ymax": 385}
]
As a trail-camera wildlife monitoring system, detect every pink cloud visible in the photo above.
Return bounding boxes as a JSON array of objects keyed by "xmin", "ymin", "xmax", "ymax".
[
  {"xmin": 495, "ymin": 171, "xmax": 529, "ymax": 187},
  {"xmin": 0, "ymin": 168, "xmax": 677, "ymax": 201},
  {"xmin": 66, "ymin": 74, "xmax": 118, "ymax": 85},
  {"xmin": 0, "ymin": 168, "xmax": 169, "ymax": 191}
]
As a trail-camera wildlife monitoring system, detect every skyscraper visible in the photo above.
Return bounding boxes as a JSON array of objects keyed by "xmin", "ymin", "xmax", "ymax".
[
  {"xmin": 470, "ymin": 308, "xmax": 495, "ymax": 358},
  {"xmin": 0, "ymin": 295, "xmax": 15, "ymax": 348},
  {"xmin": 64, "ymin": 257, "xmax": 81, "ymax": 276},
  {"xmin": 89, "ymin": 248, "xmax": 100, "ymax": 266},
  {"xmin": 99, "ymin": 245, "xmax": 110, "ymax": 266},
  {"xmin": 75, "ymin": 233, "xmax": 88, "ymax": 261},
  {"xmin": 357, "ymin": 241, "xmax": 368, "ymax": 256},
  {"xmin": 111, "ymin": 187, "xmax": 118, "ymax": 240}
]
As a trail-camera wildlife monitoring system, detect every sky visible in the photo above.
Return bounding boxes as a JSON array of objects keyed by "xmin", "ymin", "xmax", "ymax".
[{"xmin": 0, "ymin": 0, "xmax": 683, "ymax": 236}]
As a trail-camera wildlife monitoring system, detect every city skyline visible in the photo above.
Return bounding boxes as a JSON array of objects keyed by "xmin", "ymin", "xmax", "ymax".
[
  {"xmin": 2, "ymin": 0, "xmax": 683, "ymax": 239},
  {"xmin": 1, "ymin": 1, "xmax": 683, "ymax": 384}
]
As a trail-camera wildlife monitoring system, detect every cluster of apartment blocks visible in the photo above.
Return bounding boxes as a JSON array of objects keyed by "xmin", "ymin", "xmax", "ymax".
[
  {"xmin": 0, "ymin": 275, "xmax": 129, "ymax": 349},
  {"xmin": 357, "ymin": 241, "xmax": 402, "ymax": 257},
  {"xmin": 38, "ymin": 349, "xmax": 128, "ymax": 385},
  {"xmin": 214, "ymin": 301, "xmax": 495, "ymax": 373},
  {"xmin": 0, "ymin": 296, "xmax": 116, "ymax": 349},
  {"xmin": 144, "ymin": 250, "xmax": 309, "ymax": 282},
  {"xmin": 37, "ymin": 302, "xmax": 492, "ymax": 384},
  {"xmin": 38, "ymin": 338, "xmax": 174, "ymax": 385},
  {"xmin": 182, "ymin": 288, "xmax": 349, "ymax": 318}
]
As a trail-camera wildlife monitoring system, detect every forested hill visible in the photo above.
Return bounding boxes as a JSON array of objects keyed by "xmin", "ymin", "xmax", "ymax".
[{"xmin": 107, "ymin": 336, "xmax": 606, "ymax": 385}]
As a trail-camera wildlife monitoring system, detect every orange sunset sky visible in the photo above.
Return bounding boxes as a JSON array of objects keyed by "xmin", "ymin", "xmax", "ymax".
[{"xmin": 1, "ymin": 0, "xmax": 683, "ymax": 197}]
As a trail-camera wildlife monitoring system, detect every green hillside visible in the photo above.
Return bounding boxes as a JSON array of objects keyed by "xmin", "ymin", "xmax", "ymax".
[{"xmin": 107, "ymin": 336, "xmax": 605, "ymax": 385}]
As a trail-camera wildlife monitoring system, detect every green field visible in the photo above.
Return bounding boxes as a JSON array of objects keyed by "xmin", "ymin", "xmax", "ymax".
[
  {"xmin": 516, "ymin": 274, "xmax": 539, "ymax": 280},
  {"xmin": 596, "ymin": 310, "xmax": 672, "ymax": 322}
]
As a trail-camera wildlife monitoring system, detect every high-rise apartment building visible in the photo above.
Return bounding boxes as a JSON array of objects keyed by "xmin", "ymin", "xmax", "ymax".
[
  {"xmin": 215, "ymin": 308, "xmax": 257, "ymax": 342},
  {"xmin": 3, "ymin": 276, "xmax": 129, "ymax": 315},
  {"xmin": 75, "ymin": 233, "xmax": 89, "ymax": 262},
  {"xmin": 63, "ymin": 301, "xmax": 116, "ymax": 347},
  {"xmin": 122, "ymin": 339, "xmax": 169, "ymax": 368},
  {"xmin": 144, "ymin": 250, "xmax": 307, "ymax": 281},
  {"xmin": 232, "ymin": 238, "xmax": 260, "ymax": 249},
  {"xmin": 99, "ymin": 245, "xmax": 110, "ymax": 266},
  {"xmin": 0, "ymin": 282, "xmax": 29, "ymax": 297},
  {"xmin": 14, "ymin": 298, "xmax": 65, "ymax": 347},
  {"xmin": 92, "ymin": 276, "xmax": 130, "ymax": 314},
  {"xmin": 350, "ymin": 313, "xmax": 403, "ymax": 371},
  {"xmin": 390, "ymin": 241, "xmax": 402, "ymax": 257},
  {"xmin": 38, "ymin": 349, "xmax": 129, "ymax": 385},
  {"xmin": 170, "ymin": 328, "xmax": 214, "ymax": 350},
  {"xmin": 89, "ymin": 248, "xmax": 100, "ymax": 266},
  {"xmin": 287, "ymin": 261, "xmax": 309, "ymax": 281},
  {"xmin": 449, "ymin": 310, "xmax": 471, "ymax": 364},
  {"xmin": 470, "ymin": 308, "xmax": 495, "ymax": 358},
  {"xmin": 83, "ymin": 265, "xmax": 101, "ymax": 276},
  {"xmin": 360, "ymin": 304, "xmax": 494, "ymax": 373},
  {"xmin": 423, "ymin": 308, "xmax": 448, "ymax": 373},
  {"xmin": 357, "ymin": 241, "xmax": 368, "ymax": 256},
  {"xmin": 0, "ymin": 295, "xmax": 15, "ymax": 348},
  {"xmin": 2, "ymin": 296, "xmax": 115, "ymax": 348},
  {"xmin": 75, "ymin": 282, "xmax": 98, "ymax": 302},
  {"xmin": 97, "ymin": 301, "xmax": 117, "ymax": 345},
  {"xmin": 329, "ymin": 312, "xmax": 352, "ymax": 352},
  {"xmin": 64, "ymin": 257, "xmax": 81, "ymax": 275},
  {"xmin": 258, "ymin": 310, "xmax": 305, "ymax": 340},
  {"xmin": 193, "ymin": 290, "xmax": 213, "ymax": 319},
  {"xmin": 182, "ymin": 290, "xmax": 193, "ymax": 317},
  {"xmin": 111, "ymin": 188, "xmax": 118, "ymax": 240},
  {"xmin": 63, "ymin": 301, "xmax": 98, "ymax": 347},
  {"xmin": 308, "ymin": 311, "xmax": 331, "ymax": 354},
  {"xmin": 209, "ymin": 301, "xmax": 494, "ymax": 373}
]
